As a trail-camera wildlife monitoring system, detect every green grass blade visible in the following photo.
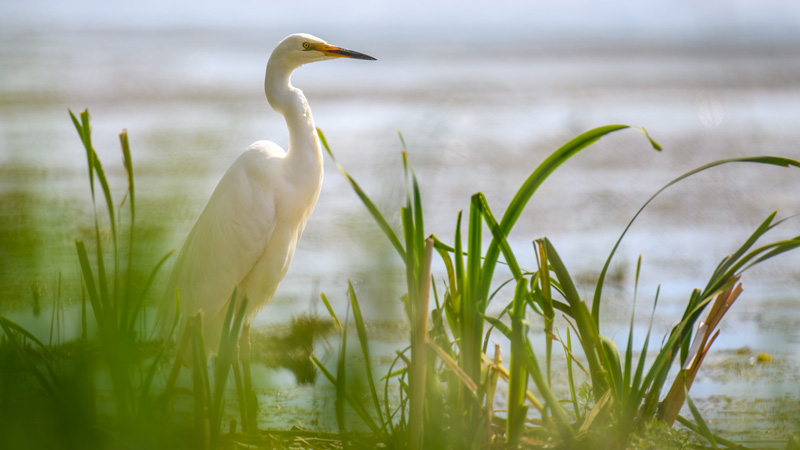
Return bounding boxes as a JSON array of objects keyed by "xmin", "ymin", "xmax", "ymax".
[
  {"xmin": 75, "ymin": 239, "xmax": 106, "ymax": 335},
  {"xmin": 133, "ymin": 249, "xmax": 175, "ymax": 337},
  {"xmin": 70, "ymin": 110, "xmax": 115, "ymax": 312},
  {"xmin": 311, "ymin": 355, "xmax": 336, "ymax": 385},
  {"xmin": 684, "ymin": 386, "xmax": 718, "ymax": 449},
  {"xmin": 535, "ymin": 240, "xmax": 555, "ymax": 388},
  {"xmin": 507, "ymin": 277, "xmax": 530, "ymax": 446},
  {"xmin": 632, "ymin": 285, "xmax": 660, "ymax": 396},
  {"xmin": 89, "ymin": 137, "xmax": 118, "ymax": 303},
  {"xmin": 335, "ymin": 304, "xmax": 349, "ymax": 435},
  {"xmin": 521, "ymin": 339, "xmax": 575, "ymax": 441},
  {"xmin": 347, "ymin": 281, "xmax": 385, "ymax": 425},
  {"xmin": 120, "ymin": 129, "xmax": 135, "ymax": 215},
  {"xmin": 600, "ymin": 335, "xmax": 623, "ymax": 402},
  {"xmin": 320, "ymin": 292, "xmax": 342, "ymax": 330},
  {"xmin": 0, "ymin": 318, "xmax": 60, "ymax": 401},
  {"xmin": 69, "ymin": 109, "xmax": 95, "ymax": 198},
  {"xmin": 593, "ymin": 155, "xmax": 800, "ymax": 325},
  {"xmin": 0, "ymin": 316, "xmax": 54, "ymax": 356},
  {"xmin": 675, "ymin": 416, "xmax": 751, "ymax": 450},
  {"xmin": 737, "ymin": 238, "xmax": 800, "ymax": 273},
  {"xmin": 542, "ymin": 238, "xmax": 606, "ymax": 394},
  {"xmin": 453, "ymin": 211, "xmax": 465, "ymax": 315},
  {"xmin": 411, "ymin": 168, "xmax": 425, "ymax": 258},
  {"xmin": 462, "ymin": 198, "xmax": 484, "ymax": 382},
  {"xmin": 473, "ymin": 193, "xmax": 522, "ymax": 281},
  {"xmin": 482, "ymin": 313, "xmax": 512, "ymax": 338},
  {"xmin": 140, "ymin": 347, "xmax": 167, "ymax": 408},
  {"xmin": 313, "ymin": 355, "xmax": 382, "ymax": 436},
  {"xmin": 318, "ymin": 128, "xmax": 405, "ymax": 259},
  {"xmin": 562, "ymin": 328, "xmax": 581, "ymax": 419},
  {"xmin": 211, "ymin": 294, "xmax": 248, "ymax": 441},
  {"xmin": 402, "ymin": 204, "xmax": 416, "ymax": 278},
  {"xmin": 119, "ymin": 129, "xmax": 135, "ymax": 327},
  {"xmin": 624, "ymin": 255, "xmax": 642, "ymax": 392},
  {"xmin": 481, "ymin": 125, "xmax": 660, "ymax": 306},
  {"xmin": 707, "ymin": 212, "xmax": 776, "ymax": 287}
]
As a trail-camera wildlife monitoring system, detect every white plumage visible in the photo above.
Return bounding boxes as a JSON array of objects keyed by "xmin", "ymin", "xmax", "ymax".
[{"xmin": 161, "ymin": 33, "xmax": 375, "ymax": 355}]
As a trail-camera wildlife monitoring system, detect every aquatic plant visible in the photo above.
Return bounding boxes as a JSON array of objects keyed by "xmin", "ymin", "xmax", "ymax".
[{"xmin": 316, "ymin": 126, "xmax": 800, "ymax": 449}]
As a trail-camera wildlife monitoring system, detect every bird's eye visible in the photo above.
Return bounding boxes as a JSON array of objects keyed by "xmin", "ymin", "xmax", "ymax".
[{"xmin": 302, "ymin": 42, "xmax": 311, "ymax": 50}]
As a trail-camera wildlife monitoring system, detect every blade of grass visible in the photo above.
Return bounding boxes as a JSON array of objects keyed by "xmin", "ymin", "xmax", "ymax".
[
  {"xmin": 427, "ymin": 340, "xmax": 477, "ymax": 395},
  {"xmin": 0, "ymin": 317, "xmax": 60, "ymax": 401},
  {"xmin": 310, "ymin": 356, "xmax": 382, "ymax": 435},
  {"xmin": 624, "ymin": 255, "xmax": 642, "ymax": 391},
  {"xmin": 684, "ymin": 387, "xmax": 718, "ymax": 449},
  {"xmin": 593, "ymin": 156, "xmax": 800, "ymax": 325},
  {"xmin": 318, "ymin": 128, "xmax": 405, "ymax": 259},
  {"xmin": 481, "ymin": 125, "xmax": 660, "ymax": 311},
  {"xmin": 408, "ymin": 238, "xmax": 433, "ymax": 450},
  {"xmin": 675, "ymin": 415, "xmax": 750, "ymax": 450},
  {"xmin": 133, "ymin": 249, "xmax": 174, "ymax": 338},
  {"xmin": 320, "ymin": 292, "xmax": 342, "ymax": 331},
  {"xmin": 347, "ymin": 281, "xmax": 385, "ymax": 426},
  {"xmin": 119, "ymin": 129, "xmax": 135, "ymax": 331},
  {"xmin": 542, "ymin": 238, "xmax": 606, "ymax": 396}
]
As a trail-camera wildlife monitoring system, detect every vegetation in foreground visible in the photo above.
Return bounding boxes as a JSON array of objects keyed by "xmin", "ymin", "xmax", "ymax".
[{"xmin": 1, "ymin": 110, "xmax": 799, "ymax": 449}]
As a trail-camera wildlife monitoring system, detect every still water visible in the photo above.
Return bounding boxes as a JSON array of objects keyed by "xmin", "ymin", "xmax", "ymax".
[{"xmin": 1, "ymin": 2, "xmax": 800, "ymax": 439}]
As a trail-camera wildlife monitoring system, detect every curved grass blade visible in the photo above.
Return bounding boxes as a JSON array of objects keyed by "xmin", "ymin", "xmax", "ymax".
[
  {"xmin": 631, "ymin": 285, "xmax": 660, "ymax": 399},
  {"xmin": 70, "ymin": 109, "xmax": 116, "ymax": 312},
  {"xmin": 675, "ymin": 415, "xmax": 750, "ymax": 450},
  {"xmin": 542, "ymin": 238, "xmax": 606, "ymax": 395},
  {"xmin": 320, "ymin": 292, "xmax": 342, "ymax": 331},
  {"xmin": 473, "ymin": 193, "xmax": 522, "ymax": 281},
  {"xmin": 347, "ymin": 281, "xmax": 386, "ymax": 426},
  {"xmin": 481, "ymin": 125, "xmax": 660, "ymax": 305},
  {"xmin": 684, "ymin": 387, "xmax": 718, "ymax": 449},
  {"xmin": 427, "ymin": 340, "xmax": 477, "ymax": 395},
  {"xmin": 120, "ymin": 129, "xmax": 136, "ymax": 327},
  {"xmin": 132, "ymin": 249, "xmax": 174, "ymax": 337},
  {"xmin": 623, "ymin": 255, "xmax": 642, "ymax": 391},
  {"xmin": 0, "ymin": 317, "xmax": 60, "ymax": 401},
  {"xmin": 593, "ymin": 155, "xmax": 800, "ymax": 324},
  {"xmin": 318, "ymin": 128, "xmax": 405, "ymax": 259}
]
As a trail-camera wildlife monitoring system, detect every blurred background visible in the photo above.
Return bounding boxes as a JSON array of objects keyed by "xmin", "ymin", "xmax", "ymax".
[{"xmin": 1, "ymin": 0, "xmax": 799, "ymax": 437}]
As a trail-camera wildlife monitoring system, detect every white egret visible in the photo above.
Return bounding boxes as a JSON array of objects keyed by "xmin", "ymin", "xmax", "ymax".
[{"xmin": 162, "ymin": 34, "xmax": 375, "ymax": 358}]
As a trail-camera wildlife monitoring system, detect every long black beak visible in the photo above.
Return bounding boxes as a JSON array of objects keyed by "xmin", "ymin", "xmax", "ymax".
[{"xmin": 321, "ymin": 44, "xmax": 376, "ymax": 61}]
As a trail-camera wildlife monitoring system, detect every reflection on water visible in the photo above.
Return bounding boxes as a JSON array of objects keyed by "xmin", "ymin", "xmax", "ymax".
[{"xmin": 2, "ymin": 8, "xmax": 800, "ymax": 439}]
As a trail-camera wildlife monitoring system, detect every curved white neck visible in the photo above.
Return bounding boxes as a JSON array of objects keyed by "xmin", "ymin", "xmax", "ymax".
[{"xmin": 265, "ymin": 59, "xmax": 322, "ymax": 177}]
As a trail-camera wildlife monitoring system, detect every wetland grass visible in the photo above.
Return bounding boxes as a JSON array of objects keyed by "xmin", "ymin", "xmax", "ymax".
[
  {"xmin": 1, "ymin": 110, "xmax": 799, "ymax": 449},
  {"xmin": 316, "ymin": 127, "xmax": 800, "ymax": 449}
]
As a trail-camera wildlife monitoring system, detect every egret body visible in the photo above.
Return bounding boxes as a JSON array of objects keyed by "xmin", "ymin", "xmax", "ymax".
[{"xmin": 163, "ymin": 34, "xmax": 375, "ymax": 356}]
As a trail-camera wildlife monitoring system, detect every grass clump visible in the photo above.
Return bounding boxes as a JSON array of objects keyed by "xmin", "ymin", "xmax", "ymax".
[
  {"xmin": 315, "ymin": 126, "xmax": 799, "ymax": 449},
  {"xmin": 0, "ymin": 110, "xmax": 258, "ymax": 449}
]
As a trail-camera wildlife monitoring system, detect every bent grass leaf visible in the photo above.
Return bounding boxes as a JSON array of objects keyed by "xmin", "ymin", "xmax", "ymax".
[
  {"xmin": 481, "ymin": 125, "xmax": 661, "ymax": 306},
  {"xmin": 593, "ymin": 155, "xmax": 800, "ymax": 324},
  {"xmin": 347, "ymin": 282, "xmax": 385, "ymax": 427},
  {"xmin": 318, "ymin": 128, "xmax": 405, "ymax": 259}
]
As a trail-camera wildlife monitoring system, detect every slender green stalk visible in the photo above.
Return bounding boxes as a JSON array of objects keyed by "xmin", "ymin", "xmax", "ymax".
[{"xmin": 409, "ymin": 238, "xmax": 434, "ymax": 450}]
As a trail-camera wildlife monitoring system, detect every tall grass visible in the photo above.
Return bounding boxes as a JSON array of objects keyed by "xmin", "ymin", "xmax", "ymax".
[
  {"xmin": 0, "ymin": 110, "xmax": 256, "ymax": 449},
  {"xmin": 69, "ymin": 109, "xmax": 177, "ymax": 424},
  {"xmin": 316, "ymin": 126, "xmax": 800, "ymax": 449}
]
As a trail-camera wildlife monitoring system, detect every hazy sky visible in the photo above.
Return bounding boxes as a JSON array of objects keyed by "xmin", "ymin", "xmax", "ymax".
[{"xmin": 3, "ymin": 0, "xmax": 799, "ymax": 45}]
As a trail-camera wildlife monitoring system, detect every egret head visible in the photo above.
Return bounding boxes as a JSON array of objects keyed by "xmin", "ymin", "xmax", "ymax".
[{"xmin": 271, "ymin": 33, "xmax": 376, "ymax": 70}]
